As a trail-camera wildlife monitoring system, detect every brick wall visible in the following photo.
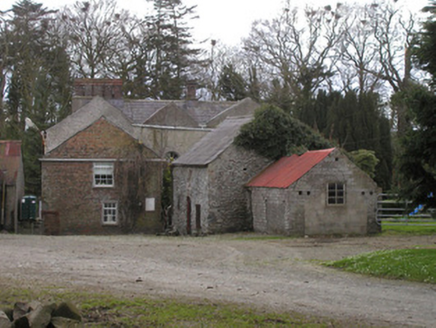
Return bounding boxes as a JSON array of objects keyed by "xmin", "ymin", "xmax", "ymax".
[
  {"xmin": 47, "ymin": 118, "xmax": 156, "ymax": 159},
  {"xmin": 74, "ymin": 79, "xmax": 123, "ymax": 99},
  {"xmin": 42, "ymin": 118, "xmax": 163, "ymax": 235}
]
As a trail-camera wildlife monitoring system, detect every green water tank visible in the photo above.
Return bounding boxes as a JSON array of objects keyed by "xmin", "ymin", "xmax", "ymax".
[{"xmin": 21, "ymin": 195, "xmax": 37, "ymax": 221}]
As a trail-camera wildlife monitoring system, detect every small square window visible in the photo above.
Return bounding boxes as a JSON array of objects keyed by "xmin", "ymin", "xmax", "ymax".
[
  {"xmin": 327, "ymin": 183, "xmax": 345, "ymax": 205},
  {"xmin": 94, "ymin": 162, "xmax": 114, "ymax": 187},
  {"xmin": 102, "ymin": 202, "xmax": 118, "ymax": 225}
]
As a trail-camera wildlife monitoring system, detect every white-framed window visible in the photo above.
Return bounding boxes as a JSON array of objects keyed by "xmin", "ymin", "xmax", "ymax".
[
  {"xmin": 327, "ymin": 182, "xmax": 346, "ymax": 205},
  {"xmin": 93, "ymin": 162, "xmax": 114, "ymax": 187},
  {"xmin": 102, "ymin": 201, "xmax": 118, "ymax": 225}
]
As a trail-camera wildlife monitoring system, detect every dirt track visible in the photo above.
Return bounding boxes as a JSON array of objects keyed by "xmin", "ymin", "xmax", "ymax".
[{"xmin": 0, "ymin": 234, "xmax": 435, "ymax": 327}]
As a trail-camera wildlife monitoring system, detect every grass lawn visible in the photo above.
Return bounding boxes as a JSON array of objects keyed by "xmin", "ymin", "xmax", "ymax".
[
  {"xmin": 381, "ymin": 223, "xmax": 436, "ymax": 235},
  {"xmin": 0, "ymin": 279, "xmax": 349, "ymax": 328},
  {"xmin": 324, "ymin": 249, "xmax": 436, "ymax": 284}
]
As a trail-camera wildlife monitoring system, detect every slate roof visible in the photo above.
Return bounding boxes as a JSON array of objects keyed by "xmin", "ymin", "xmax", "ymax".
[
  {"xmin": 82, "ymin": 98, "xmax": 237, "ymax": 125},
  {"xmin": 69, "ymin": 96, "xmax": 259, "ymax": 128},
  {"xmin": 0, "ymin": 140, "xmax": 22, "ymax": 185},
  {"xmin": 172, "ymin": 116, "xmax": 253, "ymax": 166},
  {"xmin": 246, "ymin": 148, "xmax": 336, "ymax": 189}
]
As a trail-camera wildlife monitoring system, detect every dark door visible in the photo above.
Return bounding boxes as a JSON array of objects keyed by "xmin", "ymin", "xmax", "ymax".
[
  {"xmin": 195, "ymin": 204, "xmax": 201, "ymax": 233},
  {"xmin": 186, "ymin": 196, "xmax": 192, "ymax": 235}
]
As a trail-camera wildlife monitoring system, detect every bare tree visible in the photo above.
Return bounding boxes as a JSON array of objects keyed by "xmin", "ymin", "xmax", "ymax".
[
  {"xmin": 242, "ymin": 2, "xmax": 346, "ymax": 113},
  {"xmin": 369, "ymin": 1, "xmax": 420, "ymax": 132},
  {"xmin": 335, "ymin": 3, "xmax": 384, "ymax": 93},
  {"xmin": 359, "ymin": 1, "xmax": 416, "ymax": 93},
  {"xmin": 58, "ymin": 0, "xmax": 132, "ymax": 78}
]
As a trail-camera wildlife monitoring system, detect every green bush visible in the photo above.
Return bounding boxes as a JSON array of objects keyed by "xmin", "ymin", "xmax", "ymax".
[{"xmin": 235, "ymin": 104, "xmax": 331, "ymax": 160}]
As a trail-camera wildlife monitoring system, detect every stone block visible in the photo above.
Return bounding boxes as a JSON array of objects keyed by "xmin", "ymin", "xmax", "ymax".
[
  {"xmin": 52, "ymin": 302, "xmax": 82, "ymax": 322},
  {"xmin": 0, "ymin": 311, "xmax": 11, "ymax": 328}
]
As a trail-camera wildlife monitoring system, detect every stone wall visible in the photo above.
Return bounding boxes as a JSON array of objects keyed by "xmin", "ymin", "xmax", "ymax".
[
  {"xmin": 172, "ymin": 167, "xmax": 209, "ymax": 235},
  {"xmin": 42, "ymin": 118, "xmax": 163, "ymax": 235},
  {"xmin": 251, "ymin": 150, "xmax": 380, "ymax": 236},
  {"xmin": 207, "ymin": 145, "xmax": 270, "ymax": 233},
  {"xmin": 251, "ymin": 188, "xmax": 298, "ymax": 234},
  {"xmin": 172, "ymin": 145, "xmax": 270, "ymax": 235}
]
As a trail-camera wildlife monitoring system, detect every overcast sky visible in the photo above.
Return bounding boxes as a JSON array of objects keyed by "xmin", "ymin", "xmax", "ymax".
[{"xmin": 0, "ymin": 0, "xmax": 431, "ymax": 45}]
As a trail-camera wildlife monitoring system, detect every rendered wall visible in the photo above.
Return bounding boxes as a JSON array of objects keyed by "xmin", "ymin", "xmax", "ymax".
[{"xmin": 138, "ymin": 127, "xmax": 210, "ymax": 158}]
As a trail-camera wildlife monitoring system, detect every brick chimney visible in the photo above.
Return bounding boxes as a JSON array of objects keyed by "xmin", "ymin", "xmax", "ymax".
[
  {"xmin": 72, "ymin": 79, "xmax": 123, "ymax": 112},
  {"xmin": 186, "ymin": 80, "xmax": 197, "ymax": 101}
]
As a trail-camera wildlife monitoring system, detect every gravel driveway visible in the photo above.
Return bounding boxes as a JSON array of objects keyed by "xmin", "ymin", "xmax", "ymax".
[{"xmin": 0, "ymin": 234, "xmax": 435, "ymax": 327}]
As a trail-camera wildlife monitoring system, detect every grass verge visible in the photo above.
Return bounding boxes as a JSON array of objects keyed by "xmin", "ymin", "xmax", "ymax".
[
  {"xmin": 324, "ymin": 248, "xmax": 436, "ymax": 284},
  {"xmin": 0, "ymin": 279, "xmax": 348, "ymax": 328},
  {"xmin": 381, "ymin": 223, "xmax": 436, "ymax": 235}
]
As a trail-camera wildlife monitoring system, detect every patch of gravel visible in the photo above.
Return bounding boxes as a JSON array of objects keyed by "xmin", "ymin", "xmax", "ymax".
[{"xmin": 0, "ymin": 234, "xmax": 435, "ymax": 327}]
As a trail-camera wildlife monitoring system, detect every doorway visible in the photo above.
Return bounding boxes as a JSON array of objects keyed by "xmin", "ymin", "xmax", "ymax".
[{"xmin": 186, "ymin": 196, "xmax": 192, "ymax": 235}]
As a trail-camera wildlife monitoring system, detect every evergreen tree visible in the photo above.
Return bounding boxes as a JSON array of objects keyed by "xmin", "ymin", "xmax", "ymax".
[
  {"xmin": 390, "ymin": 1, "xmax": 436, "ymax": 204},
  {"xmin": 247, "ymin": 66, "xmax": 261, "ymax": 102},
  {"xmin": 309, "ymin": 90, "xmax": 392, "ymax": 189},
  {"xmin": 396, "ymin": 86, "xmax": 436, "ymax": 208},
  {"xmin": 3, "ymin": 0, "xmax": 72, "ymax": 132},
  {"xmin": 145, "ymin": 0, "xmax": 201, "ymax": 99},
  {"xmin": 348, "ymin": 149, "xmax": 379, "ymax": 179},
  {"xmin": 22, "ymin": 127, "xmax": 43, "ymax": 195},
  {"xmin": 1, "ymin": 0, "xmax": 72, "ymax": 195},
  {"xmin": 416, "ymin": 1, "xmax": 436, "ymax": 83},
  {"xmin": 218, "ymin": 64, "xmax": 247, "ymax": 101},
  {"xmin": 266, "ymin": 79, "xmax": 294, "ymax": 114}
]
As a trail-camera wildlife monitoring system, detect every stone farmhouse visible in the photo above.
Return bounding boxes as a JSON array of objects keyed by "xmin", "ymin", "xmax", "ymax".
[
  {"xmin": 0, "ymin": 140, "xmax": 25, "ymax": 232},
  {"xmin": 41, "ymin": 79, "xmax": 259, "ymax": 235},
  {"xmin": 246, "ymin": 148, "xmax": 381, "ymax": 236},
  {"xmin": 41, "ymin": 79, "xmax": 382, "ymax": 236},
  {"xmin": 172, "ymin": 116, "xmax": 270, "ymax": 235}
]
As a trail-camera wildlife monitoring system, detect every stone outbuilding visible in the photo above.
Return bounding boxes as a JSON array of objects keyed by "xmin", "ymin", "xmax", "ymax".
[
  {"xmin": 172, "ymin": 116, "xmax": 270, "ymax": 235},
  {"xmin": 246, "ymin": 148, "xmax": 381, "ymax": 236}
]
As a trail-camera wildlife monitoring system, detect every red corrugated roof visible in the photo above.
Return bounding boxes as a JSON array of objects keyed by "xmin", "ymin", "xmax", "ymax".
[{"xmin": 247, "ymin": 148, "xmax": 335, "ymax": 188}]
